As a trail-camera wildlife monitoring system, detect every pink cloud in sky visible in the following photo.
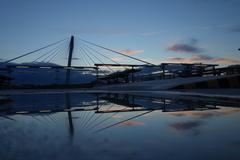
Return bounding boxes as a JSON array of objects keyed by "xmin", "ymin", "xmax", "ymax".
[
  {"xmin": 120, "ymin": 49, "xmax": 144, "ymax": 55},
  {"xmin": 168, "ymin": 108, "xmax": 240, "ymax": 119},
  {"xmin": 111, "ymin": 57, "xmax": 123, "ymax": 62},
  {"xmin": 168, "ymin": 55, "xmax": 240, "ymax": 64},
  {"xmin": 166, "ymin": 39, "xmax": 240, "ymax": 64},
  {"xmin": 167, "ymin": 44, "xmax": 203, "ymax": 53},
  {"xmin": 117, "ymin": 120, "xmax": 145, "ymax": 127}
]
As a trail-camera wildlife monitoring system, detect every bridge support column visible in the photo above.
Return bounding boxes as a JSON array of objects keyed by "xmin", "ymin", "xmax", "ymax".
[{"xmin": 65, "ymin": 36, "xmax": 74, "ymax": 84}]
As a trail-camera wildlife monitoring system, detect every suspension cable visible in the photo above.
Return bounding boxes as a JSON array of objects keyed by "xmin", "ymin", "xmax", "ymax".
[
  {"xmin": 81, "ymin": 45, "xmax": 115, "ymax": 72},
  {"xmin": 0, "ymin": 38, "xmax": 68, "ymax": 66},
  {"xmin": 82, "ymin": 43, "xmax": 120, "ymax": 65},
  {"xmin": 79, "ymin": 46, "xmax": 110, "ymax": 76},
  {"xmin": 32, "ymin": 40, "xmax": 67, "ymax": 63},
  {"xmin": 76, "ymin": 49, "xmax": 88, "ymax": 66},
  {"xmin": 41, "ymin": 45, "xmax": 63, "ymax": 62},
  {"xmin": 79, "ymin": 47, "xmax": 92, "ymax": 66},
  {"xmin": 78, "ymin": 37, "xmax": 155, "ymax": 66},
  {"xmin": 79, "ymin": 46, "xmax": 96, "ymax": 65},
  {"xmin": 82, "ymin": 43, "xmax": 129, "ymax": 72},
  {"xmin": 47, "ymin": 45, "xmax": 66, "ymax": 63}
]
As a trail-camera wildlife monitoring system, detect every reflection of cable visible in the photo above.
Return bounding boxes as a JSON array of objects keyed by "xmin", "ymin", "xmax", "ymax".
[
  {"xmin": 88, "ymin": 106, "xmax": 127, "ymax": 131},
  {"xmin": 85, "ymin": 104, "xmax": 114, "ymax": 130},
  {"xmin": 85, "ymin": 104, "xmax": 115, "ymax": 129},
  {"xmin": 39, "ymin": 115, "xmax": 53, "ymax": 126},
  {"xmin": 0, "ymin": 115, "xmax": 16, "ymax": 121},
  {"xmin": 81, "ymin": 110, "xmax": 97, "ymax": 128},
  {"xmin": 80, "ymin": 110, "xmax": 91, "ymax": 128},
  {"xmin": 81, "ymin": 101, "xmax": 105, "ymax": 128},
  {"xmin": 94, "ymin": 110, "xmax": 153, "ymax": 133},
  {"xmin": 79, "ymin": 103, "xmax": 105, "ymax": 128},
  {"xmin": 31, "ymin": 115, "xmax": 46, "ymax": 125}
]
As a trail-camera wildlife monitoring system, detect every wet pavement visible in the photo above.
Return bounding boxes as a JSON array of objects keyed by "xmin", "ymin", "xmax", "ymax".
[{"xmin": 0, "ymin": 92, "xmax": 240, "ymax": 160}]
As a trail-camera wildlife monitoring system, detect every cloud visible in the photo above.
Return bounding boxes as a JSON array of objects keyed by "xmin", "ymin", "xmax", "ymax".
[
  {"xmin": 169, "ymin": 112, "xmax": 215, "ymax": 119},
  {"xmin": 168, "ymin": 108, "xmax": 240, "ymax": 119},
  {"xmin": 212, "ymin": 57, "xmax": 240, "ymax": 64},
  {"xmin": 120, "ymin": 49, "xmax": 144, "ymax": 55},
  {"xmin": 117, "ymin": 120, "xmax": 145, "ymax": 127},
  {"xmin": 111, "ymin": 57, "xmax": 123, "ymax": 62},
  {"xmin": 166, "ymin": 108, "xmax": 240, "ymax": 135},
  {"xmin": 167, "ymin": 39, "xmax": 203, "ymax": 53},
  {"xmin": 167, "ymin": 44, "xmax": 203, "ymax": 53},
  {"xmin": 169, "ymin": 121, "xmax": 203, "ymax": 131},
  {"xmin": 168, "ymin": 55, "xmax": 240, "ymax": 64},
  {"xmin": 227, "ymin": 25, "xmax": 240, "ymax": 32},
  {"xmin": 111, "ymin": 115, "xmax": 124, "ymax": 119},
  {"xmin": 168, "ymin": 55, "xmax": 211, "ymax": 62},
  {"xmin": 166, "ymin": 38, "xmax": 240, "ymax": 64}
]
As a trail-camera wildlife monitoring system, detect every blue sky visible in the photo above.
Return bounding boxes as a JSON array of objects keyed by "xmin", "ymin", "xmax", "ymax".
[{"xmin": 0, "ymin": 0, "xmax": 240, "ymax": 66}]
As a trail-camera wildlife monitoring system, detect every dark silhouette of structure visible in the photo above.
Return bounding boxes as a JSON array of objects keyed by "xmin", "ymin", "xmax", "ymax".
[
  {"xmin": 65, "ymin": 36, "xmax": 74, "ymax": 84},
  {"xmin": 0, "ymin": 36, "xmax": 239, "ymax": 88},
  {"xmin": 1, "ymin": 92, "xmax": 240, "ymax": 134}
]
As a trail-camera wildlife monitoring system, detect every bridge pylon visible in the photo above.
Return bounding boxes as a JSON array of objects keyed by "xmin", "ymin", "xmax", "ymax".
[{"xmin": 65, "ymin": 35, "xmax": 74, "ymax": 84}]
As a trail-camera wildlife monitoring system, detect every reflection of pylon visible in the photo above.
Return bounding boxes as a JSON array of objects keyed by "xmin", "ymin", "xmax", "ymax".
[{"xmin": 65, "ymin": 93, "xmax": 74, "ymax": 139}]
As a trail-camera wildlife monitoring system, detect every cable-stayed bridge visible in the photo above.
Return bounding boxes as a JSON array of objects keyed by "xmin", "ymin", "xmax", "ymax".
[
  {"xmin": 0, "ymin": 36, "xmax": 159, "ymax": 86},
  {"xmin": 0, "ymin": 35, "xmax": 238, "ymax": 88}
]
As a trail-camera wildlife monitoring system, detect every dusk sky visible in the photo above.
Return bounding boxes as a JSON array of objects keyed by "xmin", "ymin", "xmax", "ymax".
[{"xmin": 0, "ymin": 0, "xmax": 240, "ymax": 66}]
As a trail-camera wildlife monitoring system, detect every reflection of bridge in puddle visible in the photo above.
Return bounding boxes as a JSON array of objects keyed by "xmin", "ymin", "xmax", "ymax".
[{"xmin": 0, "ymin": 93, "xmax": 240, "ymax": 134}]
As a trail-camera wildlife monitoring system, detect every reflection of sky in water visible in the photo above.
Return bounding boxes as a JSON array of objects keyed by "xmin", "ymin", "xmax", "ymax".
[{"xmin": 0, "ymin": 93, "xmax": 240, "ymax": 160}]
